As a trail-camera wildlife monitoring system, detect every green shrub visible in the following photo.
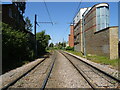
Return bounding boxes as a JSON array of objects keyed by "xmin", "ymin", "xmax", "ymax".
[
  {"xmin": 2, "ymin": 23, "xmax": 35, "ymax": 73},
  {"xmin": 36, "ymin": 31, "xmax": 51, "ymax": 57},
  {"xmin": 66, "ymin": 46, "xmax": 74, "ymax": 51}
]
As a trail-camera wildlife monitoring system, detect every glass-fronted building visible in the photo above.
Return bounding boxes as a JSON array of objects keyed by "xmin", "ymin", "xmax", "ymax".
[
  {"xmin": 73, "ymin": 3, "xmax": 118, "ymax": 59},
  {"xmin": 96, "ymin": 4, "xmax": 109, "ymax": 31}
]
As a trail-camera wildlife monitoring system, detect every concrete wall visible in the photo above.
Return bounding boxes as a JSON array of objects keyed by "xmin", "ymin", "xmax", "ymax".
[{"xmin": 109, "ymin": 27, "xmax": 119, "ymax": 59}]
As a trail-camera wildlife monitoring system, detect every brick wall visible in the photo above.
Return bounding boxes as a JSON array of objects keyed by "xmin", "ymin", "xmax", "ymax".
[
  {"xmin": 73, "ymin": 3, "xmax": 118, "ymax": 59},
  {"xmin": 74, "ymin": 20, "xmax": 83, "ymax": 52},
  {"xmin": 92, "ymin": 28, "xmax": 110, "ymax": 57},
  {"xmin": 83, "ymin": 7, "xmax": 97, "ymax": 55},
  {"xmin": 84, "ymin": 27, "xmax": 118, "ymax": 59},
  {"xmin": 69, "ymin": 25, "xmax": 74, "ymax": 47},
  {"xmin": 82, "ymin": 5, "xmax": 118, "ymax": 59},
  {"xmin": 2, "ymin": 4, "xmax": 25, "ymax": 31}
]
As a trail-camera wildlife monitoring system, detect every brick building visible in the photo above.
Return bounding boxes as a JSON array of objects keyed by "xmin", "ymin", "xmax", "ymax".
[
  {"xmin": 1, "ymin": 4, "xmax": 25, "ymax": 31},
  {"xmin": 73, "ymin": 3, "xmax": 118, "ymax": 59},
  {"xmin": 68, "ymin": 24, "xmax": 74, "ymax": 47},
  {"xmin": 1, "ymin": 4, "xmax": 34, "ymax": 37},
  {"xmin": 73, "ymin": 8, "xmax": 88, "ymax": 52}
]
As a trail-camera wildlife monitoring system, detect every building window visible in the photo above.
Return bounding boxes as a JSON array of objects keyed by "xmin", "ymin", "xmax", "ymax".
[
  {"xmin": 9, "ymin": 8, "xmax": 12, "ymax": 18},
  {"xmin": 96, "ymin": 6, "xmax": 109, "ymax": 31}
]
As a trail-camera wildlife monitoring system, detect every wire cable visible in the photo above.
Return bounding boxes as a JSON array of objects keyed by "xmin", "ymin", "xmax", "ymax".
[
  {"xmin": 43, "ymin": 0, "xmax": 53, "ymax": 25},
  {"xmin": 66, "ymin": 0, "xmax": 82, "ymax": 31},
  {"xmin": 71, "ymin": 0, "xmax": 82, "ymax": 24},
  {"xmin": 76, "ymin": 0, "xmax": 82, "ymax": 16}
]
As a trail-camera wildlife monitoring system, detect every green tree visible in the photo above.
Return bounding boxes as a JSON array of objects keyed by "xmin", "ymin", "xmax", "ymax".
[
  {"xmin": 25, "ymin": 17, "xmax": 33, "ymax": 32},
  {"xmin": 2, "ymin": 23, "xmax": 35, "ymax": 73},
  {"xmin": 62, "ymin": 42, "xmax": 66, "ymax": 48},
  {"xmin": 66, "ymin": 46, "xmax": 74, "ymax": 51},
  {"xmin": 56, "ymin": 42, "xmax": 66, "ymax": 49},
  {"xmin": 49, "ymin": 43, "xmax": 54, "ymax": 47},
  {"xmin": 36, "ymin": 30, "xmax": 51, "ymax": 56}
]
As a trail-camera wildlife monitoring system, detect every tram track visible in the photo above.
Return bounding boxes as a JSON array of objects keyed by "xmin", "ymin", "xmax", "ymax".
[
  {"xmin": 41, "ymin": 51, "xmax": 56, "ymax": 90},
  {"xmin": 1, "ymin": 51, "xmax": 56, "ymax": 90},
  {"xmin": 59, "ymin": 50, "xmax": 120, "ymax": 89},
  {"xmin": 46, "ymin": 50, "xmax": 92, "ymax": 88},
  {"xmin": 1, "ymin": 50, "xmax": 119, "ymax": 89}
]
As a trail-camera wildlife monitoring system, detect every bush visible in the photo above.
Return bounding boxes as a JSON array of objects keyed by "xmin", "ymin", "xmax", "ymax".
[
  {"xmin": 36, "ymin": 31, "xmax": 51, "ymax": 57},
  {"xmin": 66, "ymin": 46, "xmax": 74, "ymax": 51},
  {"xmin": 2, "ymin": 23, "xmax": 35, "ymax": 73}
]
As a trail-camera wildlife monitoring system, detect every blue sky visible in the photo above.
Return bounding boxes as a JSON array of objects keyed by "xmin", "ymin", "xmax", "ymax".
[
  {"xmin": 24, "ymin": 2, "xmax": 118, "ymax": 44},
  {"xmin": 3, "ymin": 2, "xmax": 119, "ymax": 44}
]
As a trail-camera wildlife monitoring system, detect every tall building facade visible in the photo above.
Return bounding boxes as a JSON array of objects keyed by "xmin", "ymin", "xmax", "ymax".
[
  {"xmin": 73, "ymin": 8, "xmax": 88, "ymax": 52},
  {"xmin": 73, "ymin": 3, "xmax": 118, "ymax": 59},
  {"xmin": 68, "ymin": 24, "xmax": 74, "ymax": 47},
  {"xmin": 1, "ymin": 4, "xmax": 34, "ymax": 36},
  {"xmin": 1, "ymin": 4, "xmax": 25, "ymax": 31}
]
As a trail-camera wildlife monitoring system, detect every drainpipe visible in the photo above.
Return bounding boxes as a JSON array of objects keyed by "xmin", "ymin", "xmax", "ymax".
[{"xmin": 82, "ymin": 15, "xmax": 86, "ymax": 56}]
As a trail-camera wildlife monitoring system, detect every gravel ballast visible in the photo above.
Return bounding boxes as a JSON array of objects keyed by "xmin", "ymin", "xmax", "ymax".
[
  {"xmin": 46, "ymin": 51, "xmax": 91, "ymax": 88},
  {"xmin": 62, "ymin": 52, "xmax": 119, "ymax": 88},
  {"xmin": 10, "ymin": 57, "xmax": 53, "ymax": 88},
  {"xmin": 1, "ymin": 50, "xmax": 119, "ymax": 89},
  {"xmin": 0, "ymin": 58, "xmax": 46, "ymax": 88},
  {"xmin": 64, "ymin": 51, "xmax": 119, "ymax": 79}
]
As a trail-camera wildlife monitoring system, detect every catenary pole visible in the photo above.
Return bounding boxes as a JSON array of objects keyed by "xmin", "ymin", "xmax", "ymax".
[
  {"xmin": 34, "ymin": 14, "xmax": 54, "ymax": 59},
  {"xmin": 82, "ymin": 15, "xmax": 86, "ymax": 56},
  {"xmin": 34, "ymin": 14, "xmax": 37, "ymax": 58}
]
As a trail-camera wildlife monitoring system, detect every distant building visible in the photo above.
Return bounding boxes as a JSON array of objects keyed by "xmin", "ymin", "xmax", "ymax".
[
  {"xmin": 73, "ymin": 3, "xmax": 118, "ymax": 59},
  {"xmin": 66, "ymin": 41, "xmax": 69, "ymax": 48},
  {"xmin": 1, "ymin": 4, "xmax": 25, "ymax": 31},
  {"xmin": 73, "ymin": 8, "xmax": 88, "ymax": 52},
  {"xmin": 68, "ymin": 24, "xmax": 74, "ymax": 47}
]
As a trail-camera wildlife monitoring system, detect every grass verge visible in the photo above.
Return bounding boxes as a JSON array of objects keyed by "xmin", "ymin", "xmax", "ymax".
[{"xmin": 65, "ymin": 50, "xmax": 119, "ymax": 69}]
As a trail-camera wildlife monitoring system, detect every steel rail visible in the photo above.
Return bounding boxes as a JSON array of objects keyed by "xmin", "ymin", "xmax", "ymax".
[
  {"xmin": 59, "ymin": 51, "xmax": 96, "ymax": 90},
  {"xmin": 1, "ymin": 58, "xmax": 47, "ymax": 90},
  {"xmin": 41, "ymin": 51, "xmax": 56, "ymax": 90},
  {"xmin": 62, "ymin": 51, "xmax": 120, "ymax": 83}
]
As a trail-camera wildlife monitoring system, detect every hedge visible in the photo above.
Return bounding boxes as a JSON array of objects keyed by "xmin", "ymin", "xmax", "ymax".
[{"xmin": 2, "ymin": 23, "xmax": 35, "ymax": 73}]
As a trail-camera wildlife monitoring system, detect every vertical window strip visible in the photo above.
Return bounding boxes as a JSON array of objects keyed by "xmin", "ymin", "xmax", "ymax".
[
  {"xmin": 96, "ymin": 6, "xmax": 109, "ymax": 31},
  {"xmin": 9, "ymin": 8, "xmax": 12, "ymax": 18},
  {"xmin": 96, "ymin": 7, "xmax": 100, "ymax": 31},
  {"xmin": 104, "ymin": 7, "xmax": 107, "ymax": 28},
  {"xmin": 107, "ymin": 7, "xmax": 109, "ymax": 27}
]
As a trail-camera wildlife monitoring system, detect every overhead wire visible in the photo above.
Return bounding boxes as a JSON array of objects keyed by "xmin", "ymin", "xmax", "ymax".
[
  {"xmin": 43, "ymin": 0, "xmax": 53, "ymax": 25},
  {"xmin": 66, "ymin": 0, "xmax": 82, "ymax": 31},
  {"xmin": 75, "ymin": 0, "xmax": 82, "ymax": 19},
  {"xmin": 72, "ymin": 0, "xmax": 82, "ymax": 24}
]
